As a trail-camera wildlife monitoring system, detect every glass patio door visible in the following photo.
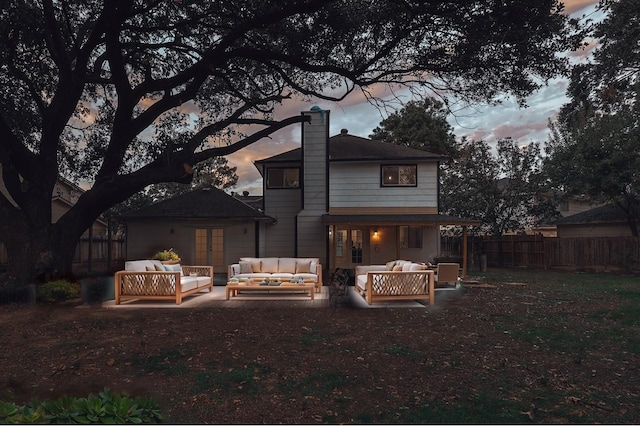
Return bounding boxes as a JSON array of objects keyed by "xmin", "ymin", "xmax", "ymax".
[
  {"xmin": 334, "ymin": 227, "xmax": 364, "ymax": 270},
  {"xmin": 195, "ymin": 228, "xmax": 224, "ymax": 273}
]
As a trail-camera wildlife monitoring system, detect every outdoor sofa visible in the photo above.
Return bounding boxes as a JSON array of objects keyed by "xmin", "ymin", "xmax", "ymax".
[
  {"xmin": 227, "ymin": 257, "xmax": 322, "ymax": 292},
  {"xmin": 115, "ymin": 260, "xmax": 213, "ymax": 305},
  {"xmin": 355, "ymin": 260, "xmax": 435, "ymax": 305}
]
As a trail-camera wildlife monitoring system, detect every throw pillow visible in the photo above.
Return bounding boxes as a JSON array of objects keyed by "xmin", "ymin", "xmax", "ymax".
[
  {"xmin": 250, "ymin": 260, "xmax": 262, "ymax": 273},
  {"xmin": 296, "ymin": 260, "xmax": 312, "ymax": 274},
  {"xmin": 385, "ymin": 260, "xmax": 396, "ymax": 271},
  {"xmin": 392, "ymin": 265, "xmax": 403, "ymax": 271},
  {"xmin": 154, "ymin": 264, "xmax": 164, "ymax": 271},
  {"xmin": 163, "ymin": 264, "xmax": 183, "ymax": 276},
  {"xmin": 239, "ymin": 261, "xmax": 252, "ymax": 274},
  {"xmin": 145, "ymin": 266, "xmax": 154, "ymax": 271}
]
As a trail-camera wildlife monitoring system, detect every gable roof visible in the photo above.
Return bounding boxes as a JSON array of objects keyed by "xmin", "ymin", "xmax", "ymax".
[
  {"xmin": 120, "ymin": 187, "xmax": 274, "ymax": 222},
  {"xmin": 255, "ymin": 130, "xmax": 449, "ymax": 164},
  {"xmin": 555, "ymin": 203, "xmax": 638, "ymax": 225}
]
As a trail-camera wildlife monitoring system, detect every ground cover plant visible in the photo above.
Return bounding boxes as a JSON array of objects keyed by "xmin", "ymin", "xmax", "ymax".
[{"xmin": 1, "ymin": 269, "xmax": 638, "ymax": 424}]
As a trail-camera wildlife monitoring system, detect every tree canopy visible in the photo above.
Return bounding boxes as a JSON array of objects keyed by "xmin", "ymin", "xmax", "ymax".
[
  {"xmin": 544, "ymin": 0, "xmax": 640, "ymax": 236},
  {"xmin": 441, "ymin": 138, "xmax": 550, "ymax": 237},
  {"xmin": 369, "ymin": 98, "xmax": 460, "ymax": 157},
  {"xmin": 0, "ymin": 0, "xmax": 583, "ymax": 287}
]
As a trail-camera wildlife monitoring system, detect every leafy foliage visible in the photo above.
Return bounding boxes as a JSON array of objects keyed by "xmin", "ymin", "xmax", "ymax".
[
  {"xmin": 36, "ymin": 280, "xmax": 80, "ymax": 303},
  {"xmin": 544, "ymin": 0, "xmax": 640, "ymax": 235},
  {"xmin": 368, "ymin": 98, "xmax": 460, "ymax": 157},
  {"xmin": 0, "ymin": 388, "xmax": 162, "ymax": 424},
  {"xmin": 441, "ymin": 138, "xmax": 551, "ymax": 236},
  {"xmin": 0, "ymin": 0, "xmax": 583, "ymax": 286}
]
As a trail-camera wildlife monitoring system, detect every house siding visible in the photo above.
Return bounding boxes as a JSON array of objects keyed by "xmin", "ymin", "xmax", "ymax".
[
  {"xmin": 263, "ymin": 180, "xmax": 301, "ymax": 257},
  {"xmin": 329, "ymin": 162, "xmax": 438, "ymax": 209},
  {"xmin": 297, "ymin": 110, "xmax": 329, "ymax": 264}
]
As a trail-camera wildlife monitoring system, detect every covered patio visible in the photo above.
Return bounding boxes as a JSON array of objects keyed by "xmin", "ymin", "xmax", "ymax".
[{"xmin": 322, "ymin": 214, "xmax": 480, "ymax": 278}]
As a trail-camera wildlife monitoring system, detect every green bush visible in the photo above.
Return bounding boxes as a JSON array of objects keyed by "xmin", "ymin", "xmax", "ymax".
[
  {"xmin": 36, "ymin": 280, "xmax": 80, "ymax": 303},
  {"xmin": 0, "ymin": 388, "xmax": 162, "ymax": 424}
]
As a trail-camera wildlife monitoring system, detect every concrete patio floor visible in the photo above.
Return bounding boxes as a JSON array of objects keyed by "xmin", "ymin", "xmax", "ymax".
[{"xmin": 100, "ymin": 286, "xmax": 459, "ymax": 309}]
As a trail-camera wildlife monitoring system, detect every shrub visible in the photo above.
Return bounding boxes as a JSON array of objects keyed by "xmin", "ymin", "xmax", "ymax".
[
  {"xmin": 36, "ymin": 280, "xmax": 80, "ymax": 303},
  {"xmin": 0, "ymin": 388, "xmax": 162, "ymax": 424}
]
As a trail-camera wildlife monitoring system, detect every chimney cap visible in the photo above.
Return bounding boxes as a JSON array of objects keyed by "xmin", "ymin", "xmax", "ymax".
[{"xmin": 340, "ymin": 128, "xmax": 348, "ymax": 135}]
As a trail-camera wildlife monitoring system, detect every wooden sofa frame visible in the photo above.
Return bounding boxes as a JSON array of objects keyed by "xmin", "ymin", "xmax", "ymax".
[
  {"xmin": 115, "ymin": 265, "xmax": 213, "ymax": 305},
  {"xmin": 356, "ymin": 270, "xmax": 435, "ymax": 305}
]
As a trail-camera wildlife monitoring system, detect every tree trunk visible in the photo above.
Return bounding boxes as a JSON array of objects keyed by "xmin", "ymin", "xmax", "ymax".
[{"xmin": 0, "ymin": 223, "xmax": 78, "ymax": 301}]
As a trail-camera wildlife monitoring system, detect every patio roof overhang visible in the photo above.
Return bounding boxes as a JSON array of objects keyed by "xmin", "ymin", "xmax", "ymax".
[
  {"xmin": 321, "ymin": 214, "xmax": 480, "ymax": 227},
  {"xmin": 322, "ymin": 213, "xmax": 479, "ymax": 278}
]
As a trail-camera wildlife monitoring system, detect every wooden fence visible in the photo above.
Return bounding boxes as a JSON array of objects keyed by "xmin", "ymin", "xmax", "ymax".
[
  {"xmin": 442, "ymin": 235, "xmax": 640, "ymax": 272},
  {"xmin": 0, "ymin": 237, "xmax": 126, "ymax": 276}
]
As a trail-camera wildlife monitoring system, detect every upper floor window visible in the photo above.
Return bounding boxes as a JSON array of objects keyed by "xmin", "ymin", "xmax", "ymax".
[
  {"xmin": 381, "ymin": 165, "xmax": 417, "ymax": 187},
  {"xmin": 267, "ymin": 167, "xmax": 300, "ymax": 189}
]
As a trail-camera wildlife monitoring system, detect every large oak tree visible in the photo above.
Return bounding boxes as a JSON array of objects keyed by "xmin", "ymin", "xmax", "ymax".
[{"xmin": 0, "ymin": 0, "xmax": 582, "ymax": 291}]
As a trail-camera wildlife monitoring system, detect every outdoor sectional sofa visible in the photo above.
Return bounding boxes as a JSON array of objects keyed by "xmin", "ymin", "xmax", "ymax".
[
  {"xmin": 355, "ymin": 260, "xmax": 435, "ymax": 305},
  {"xmin": 227, "ymin": 257, "xmax": 323, "ymax": 292},
  {"xmin": 115, "ymin": 260, "xmax": 213, "ymax": 305}
]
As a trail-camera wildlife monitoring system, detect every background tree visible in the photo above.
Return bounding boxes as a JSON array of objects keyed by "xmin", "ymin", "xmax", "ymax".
[
  {"xmin": 543, "ymin": 0, "xmax": 640, "ymax": 236},
  {"xmin": 441, "ymin": 138, "xmax": 548, "ymax": 265},
  {"xmin": 0, "ymin": 0, "xmax": 583, "ymax": 291},
  {"xmin": 368, "ymin": 98, "xmax": 460, "ymax": 157}
]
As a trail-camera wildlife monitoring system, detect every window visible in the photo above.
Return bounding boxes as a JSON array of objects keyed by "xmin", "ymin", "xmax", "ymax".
[
  {"xmin": 399, "ymin": 226, "xmax": 422, "ymax": 248},
  {"xmin": 267, "ymin": 168, "xmax": 300, "ymax": 188},
  {"xmin": 381, "ymin": 165, "xmax": 417, "ymax": 187}
]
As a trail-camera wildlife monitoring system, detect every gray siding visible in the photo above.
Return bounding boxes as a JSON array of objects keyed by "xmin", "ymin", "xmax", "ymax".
[
  {"xmin": 329, "ymin": 162, "xmax": 438, "ymax": 208},
  {"xmin": 263, "ymin": 175, "xmax": 301, "ymax": 256}
]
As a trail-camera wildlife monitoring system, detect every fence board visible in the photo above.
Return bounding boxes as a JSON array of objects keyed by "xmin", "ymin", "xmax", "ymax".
[{"xmin": 443, "ymin": 235, "xmax": 640, "ymax": 272}]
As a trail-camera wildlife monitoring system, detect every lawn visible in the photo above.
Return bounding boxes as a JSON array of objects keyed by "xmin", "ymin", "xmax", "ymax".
[{"xmin": 1, "ymin": 268, "xmax": 639, "ymax": 424}]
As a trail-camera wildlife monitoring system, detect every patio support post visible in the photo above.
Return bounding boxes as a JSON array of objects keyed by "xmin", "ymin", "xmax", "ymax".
[{"xmin": 462, "ymin": 226, "xmax": 468, "ymax": 278}]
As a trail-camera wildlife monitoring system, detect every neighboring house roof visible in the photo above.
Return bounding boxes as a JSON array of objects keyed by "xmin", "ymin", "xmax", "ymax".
[
  {"xmin": 254, "ymin": 129, "xmax": 449, "ymax": 164},
  {"xmin": 322, "ymin": 214, "xmax": 480, "ymax": 226},
  {"xmin": 554, "ymin": 203, "xmax": 638, "ymax": 225},
  {"xmin": 120, "ymin": 187, "xmax": 275, "ymax": 222}
]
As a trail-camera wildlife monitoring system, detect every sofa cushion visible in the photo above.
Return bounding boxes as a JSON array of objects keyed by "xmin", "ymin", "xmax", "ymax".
[
  {"xmin": 239, "ymin": 261, "xmax": 253, "ymax": 274},
  {"xmin": 271, "ymin": 273, "xmax": 294, "ymax": 280},
  {"xmin": 145, "ymin": 266, "xmax": 154, "ymax": 271},
  {"xmin": 162, "ymin": 263, "xmax": 183, "ymax": 276},
  {"xmin": 385, "ymin": 260, "xmax": 396, "ymax": 271},
  {"xmin": 279, "ymin": 258, "xmax": 297, "ymax": 274},
  {"xmin": 293, "ymin": 273, "xmax": 317, "ymax": 282},
  {"xmin": 392, "ymin": 265, "xmax": 403, "ymax": 271},
  {"xmin": 295, "ymin": 260, "xmax": 312, "ymax": 274},
  {"xmin": 261, "ymin": 258, "xmax": 279, "ymax": 273},
  {"xmin": 234, "ymin": 273, "xmax": 271, "ymax": 280},
  {"xmin": 125, "ymin": 260, "xmax": 155, "ymax": 272},
  {"xmin": 179, "ymin": 276, "xmax": 199, "ymax": 293}
]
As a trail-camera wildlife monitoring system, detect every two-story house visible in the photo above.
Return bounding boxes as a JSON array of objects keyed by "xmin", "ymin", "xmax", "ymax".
[
  {"xmin": 251, "ymin": 109, "xmax": 477, "ymax": 276},
  {"xmin": 120, "ymin": 109, "xmax": 478, "ymax": 280}
]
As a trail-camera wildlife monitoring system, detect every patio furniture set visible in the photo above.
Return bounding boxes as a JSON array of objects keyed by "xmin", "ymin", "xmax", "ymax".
[{"xmin": 113, "ymin": 257, "xmax": 460, "ymax": 306}]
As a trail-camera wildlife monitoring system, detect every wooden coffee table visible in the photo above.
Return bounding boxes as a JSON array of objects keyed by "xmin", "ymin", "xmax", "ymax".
[{"xmin": 225, "ymin": 280, "xmax": 315, "ymax": 300}]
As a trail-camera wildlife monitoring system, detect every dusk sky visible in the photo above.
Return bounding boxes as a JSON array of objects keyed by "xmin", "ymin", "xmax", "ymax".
[{"xmin": 226, "ymin": 0, "xmax": 602, "ymax": 196}]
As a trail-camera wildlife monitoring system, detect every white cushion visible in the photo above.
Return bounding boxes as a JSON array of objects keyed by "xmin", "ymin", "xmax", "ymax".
[
  {"xmin": 279, "ymin": 258, "xmax": 297, "ymax": 273},
  {"xmin": 293, "ymin": 273, "xmax": 317, "ymax": 282},
  {"xmin": 261, "ymin": 258, "xmax": 279, "ymax": 273},
  {"xmin": 179, "ymin": 277, "xmax": 199, "ymax": 292},
  {"xmin": 125, "ymin": 260, "xmax": 155, "ymax": 272}
]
